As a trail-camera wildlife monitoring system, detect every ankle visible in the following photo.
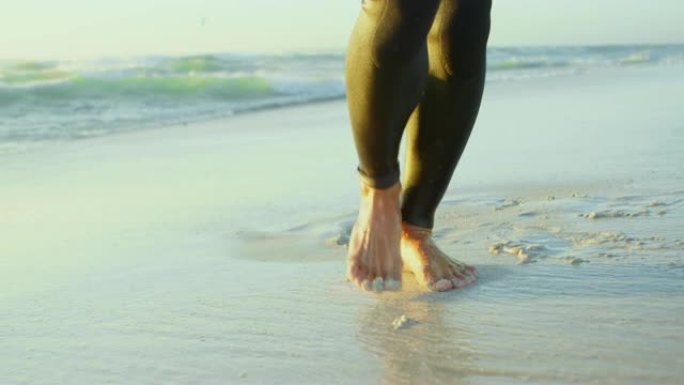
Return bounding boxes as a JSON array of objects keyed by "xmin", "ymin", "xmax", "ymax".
[
  {"xmin": 401, "ymin": 222, "xmax": 432, "ymax": 240},
  {"xmin": 360, "ymin": 180, "xmax": 401, "ymax": 198}
]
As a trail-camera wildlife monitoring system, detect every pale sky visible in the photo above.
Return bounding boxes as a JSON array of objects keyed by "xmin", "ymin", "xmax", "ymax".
[{"xmin": 1, "ymin": 0, "xmax": 682, "ymax": 59}]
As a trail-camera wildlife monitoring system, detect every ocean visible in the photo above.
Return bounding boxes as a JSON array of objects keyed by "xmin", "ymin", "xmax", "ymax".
[{"xmin": 1, "ymin": 44, "xmax": 683, "ymax": 154}]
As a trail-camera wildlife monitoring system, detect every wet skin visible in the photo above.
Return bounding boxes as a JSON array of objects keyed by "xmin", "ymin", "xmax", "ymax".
[{"xmin": 347, "ymin": 181, "xmax": 478, "ymax": 293}]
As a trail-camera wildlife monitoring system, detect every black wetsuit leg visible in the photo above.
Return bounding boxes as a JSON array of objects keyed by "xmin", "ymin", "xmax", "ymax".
[
  {"xmin": 401, "ymin": 0, "xmax": 492, "ymax": 229},
  {"xmin": 346, "ymin": 0, "xmax": 441, "ymax": 189}
]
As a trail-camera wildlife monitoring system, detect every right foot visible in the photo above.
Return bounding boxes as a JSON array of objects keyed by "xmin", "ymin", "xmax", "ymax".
[
  {"xmin": 400, "ymin": 223, "xmax": 478, "ymax": 292},
  {"xmin": 346, "ymin": 182, "xmax": 403, "ymax": 292}
]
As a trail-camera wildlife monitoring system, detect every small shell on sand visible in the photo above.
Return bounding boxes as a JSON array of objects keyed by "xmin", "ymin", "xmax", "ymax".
[{"xmin": 392, "ymin": 315, "xmax": 418, "ymax": 330}]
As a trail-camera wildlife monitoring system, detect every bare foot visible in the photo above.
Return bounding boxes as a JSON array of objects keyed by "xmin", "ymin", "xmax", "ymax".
[
  {"xmin": 400, "ymin": 223, "xmax": 478, "ymax": 292},
  {"xmin": 346, "ymin": 182, "xmax": 403, "ymax": 292}
]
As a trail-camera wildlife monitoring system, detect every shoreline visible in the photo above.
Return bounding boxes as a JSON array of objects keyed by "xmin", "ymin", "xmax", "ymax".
[{"xmin": 1, "ymin": 62, "xmax": 678, "ymax": 159}]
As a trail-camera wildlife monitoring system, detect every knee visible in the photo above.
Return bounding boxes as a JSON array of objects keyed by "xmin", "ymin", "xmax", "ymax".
[
  {"xmin": 372, "ymin": 31, "xmax": 426, "ymax": 69},
  {"xmin": 439, "ymin": 0, "xmax": 492, "ymax": 79},
  {"xmin": 370, "ymin": 0, "xmax": 441, "ymax": 68}
]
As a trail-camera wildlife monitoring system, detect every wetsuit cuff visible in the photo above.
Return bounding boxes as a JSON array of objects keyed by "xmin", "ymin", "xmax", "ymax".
[{"xmin": 357, "ymin": 164, "xmax": 400, "ymax": 189}]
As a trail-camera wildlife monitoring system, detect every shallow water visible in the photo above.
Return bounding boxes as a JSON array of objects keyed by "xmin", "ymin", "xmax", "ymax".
[{"xmin": 1, "ymin": 65, "xmax": 683, "ymax": 384}]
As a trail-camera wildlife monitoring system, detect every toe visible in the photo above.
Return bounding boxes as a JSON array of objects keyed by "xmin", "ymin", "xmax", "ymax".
[
  {"xmin": 348, "ymin": 266, "xmax": 368, "ymax": 285},
  {"xmin": 430, "ymin": 278, "xmax": 455, "ymax": 292},
  {"xmin": 461, "ymin": 263, "xmax": 477, "ymax": 276},
  {"xmin": 463, "ymin": 267, "xmax": 478, "ymax": 283},
  {"xmin": 347, "ymin": 270, "xmax": 361, "ymax": 283},
  {"xmin": 357, "ymin": 279, "xmax": 373, "ymax": 292},
  {"xmin": 384, "ymin": 278, "xmax": 401, "ymax": 291},
  {"xmin": 449, "ymin": 266, "xmax": 468, "ymax": 282},
  {"xmin": 451, "ymin": 277, "xmax": 467, "ymax": 289},
  {"xmin": 464, "ymin": 274, "xmax": 477, "ymax": 286},
  {"xmin": 448, "ymin": 264, "xmax": 476, "ymax": 289},
  {"xmin": 371, "ymin": 277, "xmax": 384, "ymax": 293}
]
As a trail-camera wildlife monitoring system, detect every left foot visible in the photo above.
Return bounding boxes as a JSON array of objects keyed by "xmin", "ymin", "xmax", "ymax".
[
  {"xmin": 346, "ymin": 182, "xmax": 403, "ymax": 292},
  {"xmin": 400, "ymin": 223, "xmax": 478, "ymax": 292}
]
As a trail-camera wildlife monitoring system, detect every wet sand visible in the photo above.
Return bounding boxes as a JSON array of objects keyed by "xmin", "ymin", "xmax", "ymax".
[{"xmin": 1, "ymin": 65, "xmax": 683, "ymax": 384}]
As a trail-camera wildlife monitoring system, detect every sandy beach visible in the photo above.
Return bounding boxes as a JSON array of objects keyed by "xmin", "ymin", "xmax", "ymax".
[{"xmin": 2, "ymin": 64, "xmax": 683, "ymax": 384}]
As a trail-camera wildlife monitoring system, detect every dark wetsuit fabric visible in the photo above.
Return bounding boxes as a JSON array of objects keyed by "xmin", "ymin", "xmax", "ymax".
[{"xmin": 346, "ymin": 0, "xmax": 492, "ymax": 228}]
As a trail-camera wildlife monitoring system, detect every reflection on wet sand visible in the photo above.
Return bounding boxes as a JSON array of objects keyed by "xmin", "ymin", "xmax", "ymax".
[{"xmin": 356, "ymin": 283, "xmax": 476, "ymax": 385}]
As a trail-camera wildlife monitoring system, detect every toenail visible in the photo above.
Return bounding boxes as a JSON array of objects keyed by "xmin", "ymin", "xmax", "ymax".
[
  {"xmin": 385, "ymin": 279, "xmax": 401, "ymax": 291},
  {"xmin": 433, "ymin": 279, "xmax": 453, "ymax": 292},
  {"xmin": 361, "ymin": 280, "xmax": 373, "ymax": 291},
  {"xmin": 372, "ymin": 277, "xmax": 384, "ymax": 292}
]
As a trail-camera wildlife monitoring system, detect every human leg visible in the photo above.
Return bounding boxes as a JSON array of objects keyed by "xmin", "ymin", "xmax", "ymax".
[
  {"xmin": 400, "ymin": 0, "xmax": 492, "ymax": 291},
  {"xmin": 345, "ymin": 0, "xmax": 440, "ymax": 292}
]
